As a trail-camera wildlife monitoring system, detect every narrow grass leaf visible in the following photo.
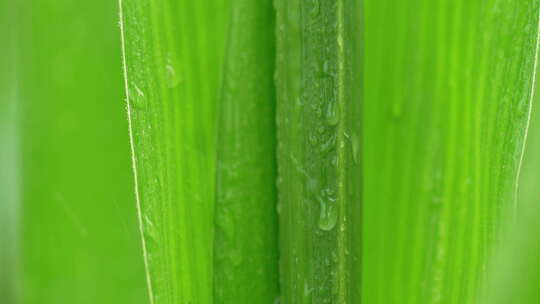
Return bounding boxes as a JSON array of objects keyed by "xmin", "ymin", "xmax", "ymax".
[
  {"xmin": 213, "ymin": 0, "xmax": 279, "ymax": 303},
  {"xmin": 119, "ymin": 0, "xmax": 230, "ymax": 303},
  {"xmin": 480, "ymin": 63, "xmax": 540, "ymax": 304},
  {"xmin": 364, "ymin": 1, "xmax": 540, "ymax": 303},
  {"xmin": 274, "ymin": 0, "xmax": 362, "ymax": 303}
]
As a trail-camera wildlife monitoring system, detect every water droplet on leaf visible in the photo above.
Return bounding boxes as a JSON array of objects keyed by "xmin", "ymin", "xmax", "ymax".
[
  {"xmin": 318, "ymin": 196, "xmax": 337, "ymax": 231},
  {"xmin": 166, "ymin": 64, "xmax": 180, "ymax": 88},
  {"xmin": 130, "ymin": 85, "xmax": 146, "ymax": 109},
  {"xmin": 325, "ymin": 101, "xmax": 339, "ymax": 125},
  {"xmin": 310, "ymin": 0, "xmax": 320, "ymax": 17},
  {"xmin": 352, "ymin": 135, "xmax": 359, "ymax": 164}
]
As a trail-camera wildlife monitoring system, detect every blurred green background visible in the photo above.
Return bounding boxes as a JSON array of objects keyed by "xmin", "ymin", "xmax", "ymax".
[
  {"xmin": 2, "ymin": 1, "xmax": 540, "ymax": 304},
  {"xmin": 1, "ymin": 0, "xmax": 147, "ymax": 303},
  {"xmin": 1, "ymin": 0, "xmax": 19, "ymax": 302}
]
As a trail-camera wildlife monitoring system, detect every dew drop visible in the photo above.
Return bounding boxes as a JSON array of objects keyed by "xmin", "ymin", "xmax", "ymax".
[
  {"xmin": 130, "ymin": 84, "xmax": 146, "ymax": 109},
  {"xmin": 331, "ymin": 155, "xmax": 337, "ymax": 167},
  {"xmin": 166, "ymin": 64, "xmax": 180, "ymax": 88},
  {"xmin": 318, "ymin": 196, "xmax": 338, "ymax": 231},
  {"xmin": 143, "ymin": 214, "xmax": 153, "ymax": 228},
  {"xmin": 143, "ymin": 215, "xmax": 158, "ymax": 244},
  {"xmin": 307, "ymin": 177, "xmax": 319, "ymax": 197},
  {"xmin": 320, "ymin": 134, "xmax": 335, "ymax": 153},
  {"xmin": 323, "ymin": 60, "xmax": 330, "ymax": 74},
  {"xmin": 309, "ymin": 133, "xmax": 318, "ymax": 145},
  {"xmin": 351, "ymin": 135, "xmax": 359, "ymax": 164},
  {"xmin": 310, "ymin": 0, "xmax": 320, "ymax": 17},
  {"xmin": 325, "ymin": 101, "xmax": 339, "ymax": 125}
]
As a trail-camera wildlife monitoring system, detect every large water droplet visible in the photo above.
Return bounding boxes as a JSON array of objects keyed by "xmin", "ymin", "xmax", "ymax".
[
  {"xmin": 325, "ymin": 101, "xmax": 339, "ymax": 125},
  {"xmin": 307, "ymin": 177, "xmax": 319, "ymax": 197},
  {"xmin": 318, "ymin": 194, "xmax": 338, "ymax": 231},
  {"xmin": 166, "ymin": 64, "xmax": 180, "ymax": 88}
]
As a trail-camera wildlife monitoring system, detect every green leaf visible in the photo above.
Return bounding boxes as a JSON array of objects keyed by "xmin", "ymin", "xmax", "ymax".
[
  {"xmin": 213, "ymin": 0, "xmax": 279, "ymax": 303},
  {"xmin": 274, "ymin": 0, "xmax": 362, "ymax": 303},
  {"xmin": 363, "ymin": 1, "xmax": 540, "ymax": 303},
  {"xmin": 119, "ymin": 0, "xmax": 229, "ymax": 303},
  {"xmin": 480, "ymin": 61, "xmax": 540, "ymax": 304},
  {"xmin": 16, "ymin": 0, "xmax": 147, "ymax": 303}
]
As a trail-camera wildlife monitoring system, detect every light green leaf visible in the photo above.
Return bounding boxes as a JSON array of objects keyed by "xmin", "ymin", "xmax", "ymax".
[
  {"xmin": 274, "ymin": 0, "xmax": 362, "ymax": 303},
  {"xmin": 213, "ymin": 0, "xmax": 279, "ymax": 303},
  {"xmin": 364, "ymin": 1, "xmax": 540, "ymax": 303},
  {"xmin": 480, "ymin": 63, "xmax": 540, "ymax": 304},
  {"xmin": 119, "ymin": 0, "xmax": 229, "ymax": 303}
]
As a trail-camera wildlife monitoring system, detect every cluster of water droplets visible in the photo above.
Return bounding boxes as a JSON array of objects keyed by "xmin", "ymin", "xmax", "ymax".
[
  {"xmin": 303, "ymin": 55, "xmax": 340, "ymax": 232},
  {"xmin": 317, "ymin": 188, "xmax": 338, "ymax": 231}
]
